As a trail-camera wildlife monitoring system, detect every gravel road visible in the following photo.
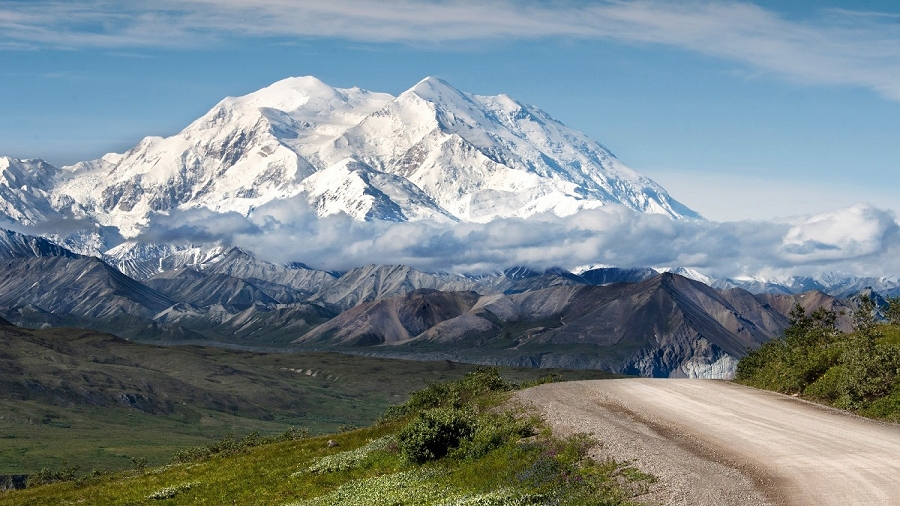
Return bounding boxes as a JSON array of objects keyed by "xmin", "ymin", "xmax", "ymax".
[{"xmin": 516, "ymin": 379, "xmax": 900, "ymax": 506}]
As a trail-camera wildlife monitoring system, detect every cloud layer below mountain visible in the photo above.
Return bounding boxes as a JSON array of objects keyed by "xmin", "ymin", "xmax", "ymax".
[{"xmin": 137, "ymin": 200, "xmax": 900, "ymax": 279}]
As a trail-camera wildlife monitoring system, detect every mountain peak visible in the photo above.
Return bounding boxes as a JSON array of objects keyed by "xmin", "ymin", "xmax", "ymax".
[
  {"xmin": 0, "ymin": 75, "xmax": 701, "ymax": 255},
  {"xmin": 411, "ymin": 75, "xmax": 456, "ymax": 91},
  {"xmin": 0, "ymin": 228, "xmax": 81, "ymax": 259},
  {"xmin": 406, "ymin": 76, "xmax": 471, "ymax": 105},
  {"xmin": 221, "ymin": 75, "xmax": 344, "ymax": 113}
]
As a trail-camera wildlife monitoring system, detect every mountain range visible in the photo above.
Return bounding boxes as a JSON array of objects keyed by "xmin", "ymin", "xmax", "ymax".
[
  {"xmin": 2, "ymin": 75, "xmax": 894, "ymax": 295},
  {"xmin": 0, "ymin": 226, "xmax": 862, "ymax": 378},
  {"xmin": 0, "ymin": 76, "xmax": 698, "ymax": 257},
  {"xmin": 0, "ymin": 76, "xmax": 889, "ymax": 379}
]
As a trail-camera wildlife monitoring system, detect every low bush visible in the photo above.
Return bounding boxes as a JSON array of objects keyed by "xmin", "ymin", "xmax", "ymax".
[
  {"xmin": 147, "ymin": 481, "xmax": 197, "ymax": 501},
  {"xmin": 454, "ymin": 411, "xmax": 536, "ymax": 461},
  {"xmin": 398, "ymin": 406, "xmax": 477, "ymax": 463},
  {"xmin": 737, "ymin": 298, "xmax": 900, "ymax": 419},
  {"xmin": 380, "ymin": 367, "xmax": 514, "ymax": 423},
  {"xmin": 26, "ymin": 460, "xmax": 80, "ymax": 488},
  {"xmin": 392, "ymin": 367, "xmax": 541, "ymax": 464},
  {"xmin": 172, "ymin": 427, "xmax": 309, "ymax": 464}
]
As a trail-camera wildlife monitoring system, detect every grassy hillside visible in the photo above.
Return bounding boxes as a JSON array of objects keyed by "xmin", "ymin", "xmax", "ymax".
[
  {"xmin": 1, "ymin": 369, "xmax": 650, "ymax": 505},
  {"xmin": 735, "ymin": 298, "xmax": 900, "ymax": 421},
  {"xmin": 0, "ymin": 325, "xmax": 615, "ymax": 475}
]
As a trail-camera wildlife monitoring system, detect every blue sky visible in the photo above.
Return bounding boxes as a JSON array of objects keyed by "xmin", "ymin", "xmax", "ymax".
[{"xmin": 1, "ymin": 0, "xmax": 898, "ymax": 222}]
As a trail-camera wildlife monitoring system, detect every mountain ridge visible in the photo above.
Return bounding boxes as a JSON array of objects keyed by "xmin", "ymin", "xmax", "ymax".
[
  {"xmin": 294, "ymin": 273, "xmax": 844, "ymax": 378},
  {"xmin": 0, "ymin": 226, "xmax": 868, "ymax": 378},
  {"xmin": 0, "ymin": 75, "xmax": 699, "ymax": 256}
]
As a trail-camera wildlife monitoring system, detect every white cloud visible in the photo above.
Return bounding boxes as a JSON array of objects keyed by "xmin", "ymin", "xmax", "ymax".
[
  {"xmin": 136, "ymin": 199, "xmax": 900, "ymax": 279},
  {"xmin": 139, "ymin": 208, "xmax": 262, "ymax": 244},
  {"xmin": 781, "ymin": 203, "xmax": 899, "ymax": 263},
  {"xmin": 3, "ymin": 1, "xmax": 900, "ymax": 100}
]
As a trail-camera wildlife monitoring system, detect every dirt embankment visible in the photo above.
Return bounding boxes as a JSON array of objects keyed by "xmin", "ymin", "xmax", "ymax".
[{"xmin": 516, "ymin": 379, "xmax": 900, "ymax": 506}]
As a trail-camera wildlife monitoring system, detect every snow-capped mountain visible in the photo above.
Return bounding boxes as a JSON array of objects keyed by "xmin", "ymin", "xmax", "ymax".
[
  {"xmin": 657, "ymin": 266, "xmax": 714, "ymax": 286},
  {"xmin": 0, "ymin": 157, "xmax": 63, "ymax": 225},
  {"xmin": 711, "ymin": 273, "xmax": 900, "ymax": 298},
  {"xmin": 0, "ymin": 76, "xmax": 699, "ymax": 254},
  {"xmin": 0, "ymin": 228, "xmax": 80, "ymax": 259}
]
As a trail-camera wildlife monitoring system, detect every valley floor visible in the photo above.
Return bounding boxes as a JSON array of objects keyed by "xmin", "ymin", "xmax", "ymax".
[{"xmin": 517, "ymin": 379, "xmax": 900, "ymax": 506}]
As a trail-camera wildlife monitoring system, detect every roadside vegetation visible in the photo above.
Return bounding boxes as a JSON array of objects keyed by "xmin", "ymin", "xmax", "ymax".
[
  {"xmin": 1, "ymin": 368, "xmax": 652, "ymax": 505},
  {"xmin": 0, "ymin": 328, "xmax": 615, "ymax": 475},
  {"xmin": 736, "ymin": 295, "xmax": 900, "ymax": 420}
]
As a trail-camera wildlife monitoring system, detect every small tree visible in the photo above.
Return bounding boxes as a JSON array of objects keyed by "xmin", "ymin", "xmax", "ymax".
[
  {"xmin": 853, "ymin": 294, "xmax": 880, "ymax": 341},
  {"xmin": 885, "ymin": 296, "xmax": 900, "ymax": 326},
  {"xmin": 736, "ymin": 303, "xmax": 840, "ymax": 392}
]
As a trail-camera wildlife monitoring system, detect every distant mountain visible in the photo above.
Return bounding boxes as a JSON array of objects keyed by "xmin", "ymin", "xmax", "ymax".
[
  {"xmin": 102, "ymin": 242, "xmax": 232, "ymax": 280},
  {"xmin": 0, "ymin": 230, "xmax": 177, "ymax": 326},
  {"xmin": 299, "ymin": 289, "xmax": 482, "ymax": 347},
  {"xmin": 711, "ymin": 273, "xmax": 900, "ymax": 298},
  {"xmin": 293, "ymin": 274, "xmax": 853, "ymax": 378},
  {"xmin": 0, "ymin": 157, "xmax": 62, "ymax": 226},
  {"xmin": 310, "ymin": 264, "xmax": 474, "ymax": 310},
  {"xmin": 0, "ymin": 256, "xmax": 173, "ymax": 320},
  {"xmin": 0, "ymin": 228, "xmax": 80, "ymax": 259},
  {"xmin": 578, "ymin": 266, "xmax": 658, "ymax": 286},
  {"xmin": 0, "ymin": 76, "xmax": 699, "ymax": 256},
  {"xmin": 0, "ymin": 228, "xmax": 866, "ymax": 377},
  {"xmin": 106, "ymin": 244, "xmax": 338, "ymax": 299},
  {"xmin": 103, "ymin": 243, "xmax": 643, "ymax": 310},
  {"xmin": 0, "ymin": 75, "xmax": 887, "ymax": 380},
  {"xmin": 144, "ymin": 267, "xmax": 280, "ymax": 310}
]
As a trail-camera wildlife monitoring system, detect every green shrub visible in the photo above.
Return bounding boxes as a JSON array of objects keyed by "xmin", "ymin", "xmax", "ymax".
[
  {"xmin": 737, "ymin": 300, "xmax": 900, "ymax": 420},
  {"xmin": 886, "ymin": 296, "xmax": 900, "ymax": 326},
  {"xmin": 26, "ymin": 460, "xmax": 80, "ymax": 488},
  {"xmin": 515, "ymin": 433, "xmax": 648, "ymax": 504},
  {"xmin": 861, "ymin": 387, "xmax": 900, "ymax": 421},
  {"xmin": 838, "ymin": 338, "xmax": 900, "ymax": 409},
  {"xmin": 738, "ymin": 303, "xmax": 845, "ymax": 393},
  {"xmin": 737, "ymin": 338, "xmax": 779, "ymax": 378},
  {"xmin": 458, "ymin": 367, "xmax": 513, "ymax": 396},
  {"xmin": 172, "ymin": 427, "xmax": 309, "ymax": 463},
  {"xmin": 454, "ymin": 411, "xmax": 536, "ymax": 461},
  {"xmin": 804, "ymin": 365, "xmax": 844, "ymax": 403},
  {"xmin": 398, "ymin": 407, "xmax": 476, "ymax": 463},
  {"xmin": 380, "ymin": 367, "xmax": 513, "ymax": 423}
]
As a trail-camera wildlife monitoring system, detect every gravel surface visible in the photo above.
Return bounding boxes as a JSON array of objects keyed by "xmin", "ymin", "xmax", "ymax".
[{"xmin": 516, "ymin": 379, "xmax": 900, "ymax": 506}]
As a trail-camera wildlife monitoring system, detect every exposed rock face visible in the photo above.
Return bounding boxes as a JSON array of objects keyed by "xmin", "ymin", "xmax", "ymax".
[
  {"xmin": 292, "ymin": 273, "xmax": 843, "ymax": 378},
  {"xmin": 298, "ymin": 289, "xmax": 481, "ymax": 346},
  {"xmin": 0, "ymin": 228, "xmax": 855, "ymax": 378},
  {"xmin": 0, "ymin": 228, "xmax": 80, "ymax": 259},
  {"xmin": 145, "ymin": 268, "xmax": 279, "ymax": 310},
  {"xmin": 0, "ymin": 256, "xmax": 173, "ymax": 319},
  {"xmin": 0, "ymin": 157, "xmax": 62, "ymax": 225},
  {"xmin": 578, "ymin": 267, "xmax": 659, "ymax": 285},
  {"xmin": 311, "ymin": 265, "xmax": 477, "ymax": 310},
  {"xmin": 754, "ymin": 291, "xmax": 855, "ymax": 333}
]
